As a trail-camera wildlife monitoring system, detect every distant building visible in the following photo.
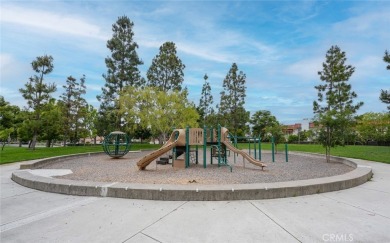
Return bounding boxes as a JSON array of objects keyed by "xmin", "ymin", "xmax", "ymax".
[
  {"xmin": 283, "ymin": 122, "xmax": 318, "ymax": 142},
  {"xmin": 79, "ymin": 136, "xmax": 104, "ymax": 144},
  {"xmin": 283, "ymin": 123, "xmax": 302, "ymax": 135}
]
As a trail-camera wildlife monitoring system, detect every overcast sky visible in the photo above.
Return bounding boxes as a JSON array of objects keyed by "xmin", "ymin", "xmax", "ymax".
[{"xmin": 1, "ymin": 0, "xmax": 389, "ymax": 124}]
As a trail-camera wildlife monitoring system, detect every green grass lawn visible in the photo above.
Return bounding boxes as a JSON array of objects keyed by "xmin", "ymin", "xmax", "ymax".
[
  {"xmin": 236, "ymin": 143, "xmax": 390, "ymax": 164},
  {"xmin": 0, "ymin": 143, "xmax": 160, "ymax": 165},
  {"xmin": 1, "ymin": 142, "xmax": 389, "ymax": 165}
]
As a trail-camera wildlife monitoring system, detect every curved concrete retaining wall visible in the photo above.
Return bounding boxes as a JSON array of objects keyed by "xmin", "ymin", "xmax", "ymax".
[
  {"xmin": 12, "ymin": 153, "xmax": 373, "ymax": 201},
  {"xmin": 19, "ymin": 152, "xmax": 105, "ymax": 170}
]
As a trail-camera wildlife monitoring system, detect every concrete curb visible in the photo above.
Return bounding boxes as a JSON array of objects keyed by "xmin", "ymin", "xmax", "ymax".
[{"xmin": 12, "ymin": 153, "xmax": 373, "ymax": 201}]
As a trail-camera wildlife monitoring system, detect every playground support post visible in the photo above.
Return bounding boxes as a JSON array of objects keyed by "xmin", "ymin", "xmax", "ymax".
[
  {"xmin": 271, "ymin": 136, "xmax": 275, "ymax": 162},
  {"xmin": 203, "ymin": 126, "xmax": 207, "ymax": 168},
  {"xmin": 234, "ymin": 136, "xmax": 237, "ymax": 164},
  {"xmin": 254, "ymin": 138, "xmax": 257, "ymax": 159},
  {"xmin": 185, "ymin": 126, "xmax": 190, "ymax": 168},
  {"xmin": 210, "ymin": 127, "xmax": 214, "ymax": 165},
  {"xmin": 217, "ymin": 124, "xmax": 221, "ymax": 166},
  {"xmin": 172, "ymin": 127, "xmax": 177, "ymax": 163},
  {"xmin": 258, "ymin": 136, "xmax": 261, "ymax": 160},
  {"xmin": 195, "ymin": 145, "xmax": 199, "ymax": 164},
  {"xmin": 248, "ymin": 140, "xmax": 251, "ymax": 156},
  {"xmin": 285, "ymin": 143, "xmax": 288, "ymax": 162}
]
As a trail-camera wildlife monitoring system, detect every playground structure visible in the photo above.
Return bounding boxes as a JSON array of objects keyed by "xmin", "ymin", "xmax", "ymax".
[
  {"xmin": 137, "ymin": 125, "xmax": 267, "ymax": 171},
  {"xmin": 102, "ymin": 131, "xmax": 131, "ymax": 158}
]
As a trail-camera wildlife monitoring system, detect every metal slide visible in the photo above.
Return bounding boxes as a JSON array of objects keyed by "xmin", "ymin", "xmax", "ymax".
[{"xmin": 222, "ymin": 140, "xmax": 267, "ymax": 169}]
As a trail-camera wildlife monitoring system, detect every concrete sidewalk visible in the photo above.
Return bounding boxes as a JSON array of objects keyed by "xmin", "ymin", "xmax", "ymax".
[{"xmin": 1, "ymin": 158, "xmax": 390, "ymax": 242}]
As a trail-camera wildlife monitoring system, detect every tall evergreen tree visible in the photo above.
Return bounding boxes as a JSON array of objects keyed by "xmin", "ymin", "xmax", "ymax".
[
  {"xmin": 313, "ymin": 45, "xmax": 363, "ymax": 162},
  {"xmin": 198, "ymin": 74, "xmax": 214, "ymax": 127},
  {"xmin": 219, "ymin": 63, "xmax": 248, "ymax": 136},
  {"xmin": 19, "ymin": 55, "xmax": 56, "ymax": 150},
  {"xmin": 380, "ymin": 90, "xmax": 390, "ymax": 111},
  {"xmin": 97, "ymin": 16, "xmax": 143, "ymax": 131},
  {"xmin": 147, "ymin": 41, "xmax": 185, "ymax": 92},
  {"xmin": 59, "ymin": 75, "xmax": 87, "ymax": 145},
  {"xmin": 384, "ymin": 50, "xmax": 390, "ymax": 70},
  {"xmin": 380, "ymin": 50, "xmax": 390, "ymax": 111}
]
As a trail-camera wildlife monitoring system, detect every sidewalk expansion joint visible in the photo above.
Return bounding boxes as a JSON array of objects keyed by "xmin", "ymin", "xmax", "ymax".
[
  {"xmin": 249, "ymin": 201, "xmax": 302, "ymax": 243},
  {"xmin": 320, "ymin": 194, "xmax": 390, "ymax": 220},
  {"xmin": 359, "ymin": 186, "xmax": 390, "ymax": 195},
  {"xmin": 141, "ymin": 232, "xmax": 163, "ymax": 243},
  {"xmin": 122, "ymin": 201, "xmax": 189, "ymax": 243},
  {"xmin": 1, "ymin": 190, "xmax": 36, "ymax": 199},
  {"xmin": 0, "ymin": 197, "xmax": 99, "ymax": 233}
]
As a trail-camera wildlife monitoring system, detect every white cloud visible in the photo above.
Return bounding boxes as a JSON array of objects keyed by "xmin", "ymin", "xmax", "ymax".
[
  {"xmin": 0, "ymin": 86, "xmax": 19, "ymax": 98},
  {"xmin": 354, "ymin": 55, "xmax": 386, "ymax": 80},
  {"xmin": 276, "ymin": 0, "xmax": 320, "ymax": 24},
  {"xmin": 285, "ymin": 57, "xmax": 323, "ymax": 81},
  {"xmin": 1, "ymin": 5, "xmax": 109, "ymax": 40},
  {"xmin": 0, "ymin": 53, "xmax": 30, "ymax": 85},
  {"xmin": 1, "ymin": 1, "xmax": 389, "ymax": 124},
  {"xmin": 332, "ymin": 10, "xmax": 390, "ymax": 39},
  {"xmin": 86, "ymin": 84, "xmax": 103, "ymax": 92}
]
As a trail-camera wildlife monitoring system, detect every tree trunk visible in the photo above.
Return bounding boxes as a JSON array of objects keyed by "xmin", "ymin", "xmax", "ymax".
[
  {"xmin": 326, "ymin": 146, "xmax": 331, "ymax": 163},
  {"xmin": 326, "ymin": 126, "xmax": 331, "ymax": 162},
  {"xmin": 30, "ymin": 133, "xmax": 37, "ymax": 150}
]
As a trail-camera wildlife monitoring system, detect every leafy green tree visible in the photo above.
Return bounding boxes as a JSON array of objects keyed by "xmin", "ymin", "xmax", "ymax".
[
  {"xmin": 356, "ymin": 112, "xmax": 390, "ymax": 145},
  {"xmin": 97, "ymin": 16, "xmax": 144, "ymax": 130},
  {"xmin": 313, "ymin": 45, "xmax": 363, "ymax": 162},
  {"xmin": 133, "ymin": 126, "xmax": 152, "ymax": 143},
  {"xmin": 265, "ymin": 121, "xmax": 285, "ymax": 153},
  {"xmin": 95, "ymin": 112, "xmax": 111, "ymax": 139},
  {"xmin": 219, "ymin": 63, "xmax": 248, "ymax": 136},
  {"xmin": 198, "ymin": 74, "xmax": 215, "ymax": 127},
  {"xmin": 0, "ymin": 128, "xmax": 13, "ymax": 150},
  {"xmin": 297, "ymin": 131, "xmax": 308, "ymax": 143},
  {"xmin": 19, "ymin": 55, "xmax": 56, "ymax": 150},
  {"xmin": 40, "ymin": 99, "xmax": 62, "ymax": 147},
  {"xmin": 147, "ymin": 41, "xmax": 185, "ymax": 92},
  {"xmin": 59, "ymin": 75, "xmax": 88, "ymax": 145},
  {"xmin": 120, "ymin": 86, "xmax": 199, "ymax": 144},
  {"xmin": 288, "ymin": 134, "xmax": 299, "ymax": 143},
  {"xmin": 15, "ymin": 109, "xmax": 32, "ymax": 146},
  {"xmin": 0, "ymin": 96, "xmax": 21, "ymax": 141},
  {"xmin": 250, "ymin": 110, "xmax": 279, "ymax": 141},
  {"xmin": 0, "ymin": 96, "xmax": 19, "ymax": 150},
  {"xmin": 83, "ymin": 105, "xmax": 99, "ymax": 144}
]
